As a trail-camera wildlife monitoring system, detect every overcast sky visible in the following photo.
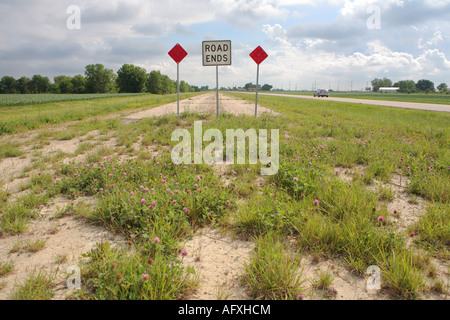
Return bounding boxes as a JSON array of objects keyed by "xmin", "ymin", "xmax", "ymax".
[{"xmin": 1, "ymin": 0, "xmax": 449, "ymax": 90}]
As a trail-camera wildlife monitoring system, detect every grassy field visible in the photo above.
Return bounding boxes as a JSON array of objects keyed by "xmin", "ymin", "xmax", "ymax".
[
  {"xmin": 265, "ymin": 91, "xmax": 450, "ymax": 105},
  {"xmin": 0, "ymin": 93, "xmax": 201, "ymax": 136},
  {"xmin": 0, "ymin": 92, "xmax": 448, "ymax": 300},
  {"xmin": 0, "ymin": 93, "xmax": 153, "ymax": 107}
]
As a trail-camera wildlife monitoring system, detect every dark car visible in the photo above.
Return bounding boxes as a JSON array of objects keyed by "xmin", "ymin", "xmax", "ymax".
[{"xmin": 314, "ymin": 89, "xmax": 329, "ymax": 97}]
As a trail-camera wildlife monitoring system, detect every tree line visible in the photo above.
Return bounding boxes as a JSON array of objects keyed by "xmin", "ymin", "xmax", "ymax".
[
  {"xmin": 0, "ymin": 64, "xmax": 200, "ymax": 94},
  {"xmin": 371, "ymin": 77, "xmax": 448, "ymax": 93},
  {"xmin": 244, "ymin": 83, "xmax": 273, "ymax": 91}
]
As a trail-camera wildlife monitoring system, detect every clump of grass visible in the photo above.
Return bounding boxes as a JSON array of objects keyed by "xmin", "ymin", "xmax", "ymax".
[
  {"xmin": 430, "ymin": 279, "xmax": 446, "ymax": 294},
  {"xmin": 312, "ymin": 271, "xmax": 334, "ymax": 290},
  {"xmin": 85, "ymin": 146, "xmax": 115, "ymax": 163},
  {"xmin": 79, "ymin": 242, "xmax": 198, "ymax": 300},
  {"xmin": 75, "ymin": 142, "xmax": 97, "ymax": 155},
  {"xmin": 55, "ymin": 131, "xmax": 76, "ymax": 141},
  {"xmin": 52, "ymin": 205, "xmax": 73, "ymax": 220},
  {"xmin": 410, "ymin": 203, "xmax": 449, "ymax": 256},
  {"xmin": 408, "ymin": 168, "xmax": 449, "ymax": 203},
  {"xmin": 311, "ymin": 271, "xmax": 337, "ymax": 299},
  {"xmin": 233, "ymin": 192, "xmax": 304, "ymax": 237},
  {"xmin": 378, "ymin": 250, "xmax": 426, "ymax": 299},
  {"xmin": 10, "ymin": 242, "xmax": 23, "ymax": 254},
  {"xmin": 271, "ymin": 162, "xmax": 322, "ymax": 200},
  {"xmin": 21, "ymin": 173, "xmax": 54, "ymax": 193},
  {"xmin": 26, "ymin": 239, "xmax": 47, "ymax": 253},
  {"xmin": 12, "ymin": 270, "xmax": 56, "ymax": 300},
  {"xmin": 0, "ymin": 260, "xmax": 15, "ymax": 277},
  {"xmin": 0, "ymin": 189, "xmax": 8, "ymax": 204},
  {"xmin": 10, "ymin": 239, "xmax": 47, "ymax": 254},
  {"xmin": 216, "ymin": 286, "xmax": 232, "ymax": 300},
  {"xmin": 377, "ymin": 185, "xmax": 394, "ymax": 202},
  {"xmin": 241, "ymin": 233, "xmax": 305, "ymax": 300},
  {"xmin": 1, "ymin": 204, "xmax": 35, "ymax": 235},
  {"xmin": 0, "ymin": 142, "xmax": 24, "ymax": 159},
  {"xmin": 53, "ymin": 201, "xmax": 96, "ymax": 221}
]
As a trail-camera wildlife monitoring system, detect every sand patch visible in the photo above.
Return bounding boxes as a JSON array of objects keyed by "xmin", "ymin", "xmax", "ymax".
[
  {"xmin": 0, "ymin": 197, "xmax": 126, "ymax": 300},
  {"xmin": 182, "ymin": 227, "xmax": 254, "ymax": 300}
]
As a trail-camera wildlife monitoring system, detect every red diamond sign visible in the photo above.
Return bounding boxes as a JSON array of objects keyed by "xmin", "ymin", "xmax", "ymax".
[
  {"xmin": 169, "ymin": 44, "xmax": 188, "ymax": 64},
  {"xmin": 250, "ymin": 46, "xmax": 268, "ymax": 65}
]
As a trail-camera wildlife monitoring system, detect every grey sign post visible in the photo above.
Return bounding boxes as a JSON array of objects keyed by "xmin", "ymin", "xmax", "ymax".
[
  {"xmin": 202, "ymin": 40, "xmax": 232, "ymax": 118},
  {"xmin": 168, "ymin": 44, "xmax": 188, "ymax": 119},
  {"xmin": 249, "ymin": 46, "xmax": 268, "ymax": 118}
]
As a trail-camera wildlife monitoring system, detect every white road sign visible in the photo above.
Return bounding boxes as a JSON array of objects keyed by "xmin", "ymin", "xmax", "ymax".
[{"xmin": 202, "ymin": 40, "xmax": 232, "ymax": 66}]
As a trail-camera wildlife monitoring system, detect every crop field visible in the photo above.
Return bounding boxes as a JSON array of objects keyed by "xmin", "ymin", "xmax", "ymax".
[
  {"xmin": 0, "ymin": 92, "xmax": 448, "ymax": 301},
  {"xmin": 0, "ymin": 93, "xmax": 152, "ymax": 107},
  {"xmin": 269, "ymin": 91, "xmax": 450, "ymax": 105}
]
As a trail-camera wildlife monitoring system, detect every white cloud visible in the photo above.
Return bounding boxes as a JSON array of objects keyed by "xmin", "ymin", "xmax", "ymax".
[
  {"xmin": 339, "ymin": 0, "xmax": 404, "ymax": 16},
  {"xmin": 417, "ymin": 48, "xmax": 450, "ymax": 74},
  {"xmin": 262, "ymin": 24, "xmax": 290, "ymax": 46},
  {"xmin": 0, "ymin": 0, "xmax": 449, "ymax": 88},
  {"xmin": 426, "ymin": 31, "xmax": 444, "ymax": 46}
]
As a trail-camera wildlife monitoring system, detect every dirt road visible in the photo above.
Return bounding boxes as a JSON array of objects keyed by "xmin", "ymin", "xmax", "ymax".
[
  {"xmin": 240, "ymin": 92, "xmax": 450, "ymax": 113},
  {"xmin": 125, "ymin": 92, "xmax": 279, "ymax": 121}
]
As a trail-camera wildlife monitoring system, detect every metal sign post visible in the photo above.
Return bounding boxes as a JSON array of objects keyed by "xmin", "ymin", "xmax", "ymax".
[
  {"xmin": 168, "ymin": 43, "xmax": 188, "ymax": 119},
  {"xmin": 177, "ymin": 62, "xmax": 180, "ymax": 118},
  {"xmin": 202, "ymin": 40, "xmax": 232, "ymax": 118},
  {"xmin": 216, "ymin": 65, "xmax": 219, "ymax": 118},
  {"xmin": 250, "ymin": 46, "xmax": 268, "ymax": 118},
  {"xmin": 255, "ymin": 64, "xmax": 259, "ymax": 118}
]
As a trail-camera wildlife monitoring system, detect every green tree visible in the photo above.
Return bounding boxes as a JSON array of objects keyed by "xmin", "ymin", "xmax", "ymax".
[
  {"xmin": 71, "ymin": 75, "xmax": 86, "ymax": 94},
  {"xmin": 244, "ymin": 82, "xmax": 261, "ymax": 90},
  {"xmin": 395, "ymin": 80, "xmax": 416, "ymax": 93},
  {"xmin": 162, "ymin": 75, "xmax": 176, "ymax": 94},
  {"xmin": 85, "ymin": 64, "xmax": 115, "ymax": 93},
  {"xmin": 16, "ymin": 76, "xmax": 31, "ymax": 94},
  {"xmin": 262, "ymin": 84, "xmax": 273, "ymax": 91},
  {"xmin": 179, "ymin": 80, "xmax": 190, "ymax": 93},
  {"xmin": 0, "ymin": 76, "xmax": 18, "ymax": 94},
  {"xmin": 116, "ymin": 64, "xmax": 148, "ymax": 93},
  {"xmin": 146, "ymin": 70, "xmax": 163, "ymax": 94},
  {"xmin": 437, "ymin": 83, "xmax": 448, "ymax": 92},
  {"xmin": 371, "ymin": 77, "xmax": 392, "ymax": 92},
  {"xmin": 416, "ymin": 79, "xmax": 435, "ymax": 92},
  {"xmin": 30, "ymin": 75, "xmax": 51, "ymax": 93},
  {"xmin": 54, "ymin": 75, "xmax": 74, "ymax": 94}
]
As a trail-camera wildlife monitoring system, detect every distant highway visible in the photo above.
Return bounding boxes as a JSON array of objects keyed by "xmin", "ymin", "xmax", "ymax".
[{"xmin": 239, "ymin": 92, "xmax": 450, "ymax": 113}]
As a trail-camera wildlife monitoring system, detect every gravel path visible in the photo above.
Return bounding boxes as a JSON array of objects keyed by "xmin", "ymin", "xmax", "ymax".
[{"xmin": 124, "ymin": 93, "xmax": 279, "ymax": 120}]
